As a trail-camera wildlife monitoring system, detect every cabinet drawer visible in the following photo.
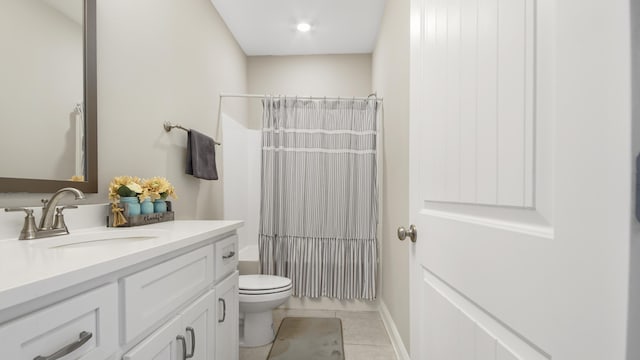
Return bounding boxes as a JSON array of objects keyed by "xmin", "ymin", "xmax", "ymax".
[
  {"xmin": 0, "ymin": 283, "xmax": 118, "ymax": 360},
  {"xmin": 122, "ymin": 244, "xmax": 214, "ymax": 343},
  {"xmin": 215, "ymin": 235, "xmax": 238, "ymax": 281}
]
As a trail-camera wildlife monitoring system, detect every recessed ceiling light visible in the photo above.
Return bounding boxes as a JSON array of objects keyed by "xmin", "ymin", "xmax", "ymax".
[{"xmin": 297, "ymin": 22, "xmax": 311, "ymax": 32}]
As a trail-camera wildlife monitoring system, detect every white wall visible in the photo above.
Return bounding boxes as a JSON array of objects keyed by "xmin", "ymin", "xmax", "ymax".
[
  {"xmin": 372, "ymin": 0, "xmax": 411, "ymax": 352},
  {"xmin": 0, "ymin": 0, "xmax": 248, "ymax": 222},
  {"xmin": 247, "ymin": 54, "xmax": 372, "ymax": 128}
]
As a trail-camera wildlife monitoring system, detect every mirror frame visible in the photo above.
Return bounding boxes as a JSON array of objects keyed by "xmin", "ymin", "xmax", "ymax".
[{"xmin": 0, "ymin": 0, "xmax": 97, "ymax": 193}]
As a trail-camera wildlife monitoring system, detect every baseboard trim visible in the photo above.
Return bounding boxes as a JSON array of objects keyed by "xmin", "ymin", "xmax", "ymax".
[{"xmin": 379, "ymin": 301, "xmax": 410, "ymax": 360}]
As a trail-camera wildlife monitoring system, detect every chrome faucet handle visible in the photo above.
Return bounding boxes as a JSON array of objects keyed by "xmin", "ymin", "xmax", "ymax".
[
  {"xmin": 4, "ymin": 208, "xmax": 38, "ymax": 240},
  {"xmin": 52, "ymin": 206, "xmax": 78, "ymax": 231},
  {"xmin": 5, "ymin": 207, "xmax": 33, "ymax": 213},
  {"xmin": 59, "ymin": 205, "xmax": 78, "ymax": 211},
  {"xmin": 41, "ymin": 199, "xmax": 49, "ymax": 208}
]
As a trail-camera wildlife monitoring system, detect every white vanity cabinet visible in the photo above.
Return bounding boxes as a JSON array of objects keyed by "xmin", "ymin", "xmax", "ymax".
[
  {"xmin": 0, "ymin": 221, "xmax": 242, "ymax": 360},
  {"xmin": 123, "ymin": 235, "xmax": 239, "ymax": 360}
]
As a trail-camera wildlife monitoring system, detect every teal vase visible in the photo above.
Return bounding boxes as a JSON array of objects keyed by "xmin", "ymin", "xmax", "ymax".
[
  {"xmin": 154, "ymin": 199, "xmax": 167, "ymax": 213},
  {"xmin": 120, "ymin": 197, "xmax": 140, "ymax": 216},
  {"xmin": 140, "ymin": 198, "xmax": 154, "ymax": 214}
]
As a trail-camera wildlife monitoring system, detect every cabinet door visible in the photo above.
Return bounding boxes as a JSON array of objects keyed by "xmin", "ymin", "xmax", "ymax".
[
  {"xmin": 122, "ymin": 245, "xmax": 215, "ymax": 342},
  {"xmin": 179, "ymin": 290, "xmax": 216, "ymax": 360},
  {"xmin": 215, "ymin": 271, "xmax": 239, "ymax": 360},
  {"xmin": 123, "ymin": 315, "xmax": 182, "ymax": 360}
]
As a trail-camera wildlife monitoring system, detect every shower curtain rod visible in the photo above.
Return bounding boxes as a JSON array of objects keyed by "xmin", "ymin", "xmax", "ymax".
[
  {"xmin": 214, "ymin": 92, "xmax": 383, "ymax": 146},
  {"xmin": 219, "ymin": 92, "xmax": 383, "ymax": 101}
]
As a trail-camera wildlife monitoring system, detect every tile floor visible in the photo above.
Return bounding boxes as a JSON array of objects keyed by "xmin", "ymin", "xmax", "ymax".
[{"xmin": 240, "ymin": 309, "xmax": 397, "ymax": 360}]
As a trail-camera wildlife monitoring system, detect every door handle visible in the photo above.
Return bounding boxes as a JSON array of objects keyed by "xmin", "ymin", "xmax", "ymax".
[
  {"xmin": 397, "ymin": 224, "xmax": 417, "ymax": 243},
  {"xmin": 222, "ymin": 251, "xmax": 236, "ymax": 260},
  {"xmin": 177, "ymin": 335, "xmax": 187, "ymax": 360},
  {"xmin": 33, "ymin": 331, "xmax": 92, "ymax": 360},
  {"xmin": 218, "ymin": 298, "xmax": 226, "ymax": 323},
  {"xmin": 185, "ymin": 327, "xmax": 195, "ymax": 359}
]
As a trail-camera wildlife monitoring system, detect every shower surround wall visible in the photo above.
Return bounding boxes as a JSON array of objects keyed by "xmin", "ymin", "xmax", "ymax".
[{"xmin": 222, "ymin": 113, "xmax": 261, "ymax": 252}]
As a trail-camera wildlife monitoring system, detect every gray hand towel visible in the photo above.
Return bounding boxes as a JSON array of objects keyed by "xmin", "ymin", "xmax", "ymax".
[{"xmin": 186, "ymin": 129, "xmax": 219, "ymax": 180}]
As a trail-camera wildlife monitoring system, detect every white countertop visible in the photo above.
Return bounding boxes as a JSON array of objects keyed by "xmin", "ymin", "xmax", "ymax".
[{"xmin": 0, "ymin": 220, "xmax": 243, "ymax": 312}]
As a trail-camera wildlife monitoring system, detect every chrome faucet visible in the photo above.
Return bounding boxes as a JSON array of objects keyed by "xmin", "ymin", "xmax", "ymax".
[{"xmin": 5, "ymin": 187, "xmax": 85, "ymax": 240}]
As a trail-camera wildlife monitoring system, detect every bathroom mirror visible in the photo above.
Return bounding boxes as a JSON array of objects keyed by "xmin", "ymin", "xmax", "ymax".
[{"xmin": 0, "ymin": 0, "xmax": 97, "ymax": 193}]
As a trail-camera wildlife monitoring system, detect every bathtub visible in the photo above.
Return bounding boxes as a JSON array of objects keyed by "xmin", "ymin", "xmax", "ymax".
[{"xmin": 238, "ymin": 245, "xmax": 259, "ymax": 275}]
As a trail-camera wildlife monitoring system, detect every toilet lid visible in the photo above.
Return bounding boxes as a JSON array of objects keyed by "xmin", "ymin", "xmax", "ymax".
[{"xmin": 239, "ymin": 275, "xmax": 292, "ymax": 292}]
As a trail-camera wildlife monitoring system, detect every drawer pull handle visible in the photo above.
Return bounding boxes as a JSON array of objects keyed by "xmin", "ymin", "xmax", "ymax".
[
  {"xmin": 177, "ymin": 335, "xmax": 187, "ymax": 360},
  {"xmin": 218, "ymin": 298, "xmax": 226, "ymax": 323},
  {"xmin": 222, "ymin": 251, "xmax": 236, "ymax": 260},
  {"xmin": 33, "ymin": 331, "xmax": 92, "ymax": 360},
  {"xmin": 186, "ymin": 326, "xmax": 195, "ymax": 359}
]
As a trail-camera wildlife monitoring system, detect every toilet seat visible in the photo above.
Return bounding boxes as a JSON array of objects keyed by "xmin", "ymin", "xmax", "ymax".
[
  {"xmin": 239, "ymin": 274, "xmax": 292, "ymax": 294},
  {"xmin": 240, "ymin": 274, "xmax": 291, "ymax": 290},
  {"xmin": 239, "ymin": 284, "xmax": 292, "ymax": 295},
  {"xmin": 239, "ymin": 286, "xmax": 292, "ymax": 303}
]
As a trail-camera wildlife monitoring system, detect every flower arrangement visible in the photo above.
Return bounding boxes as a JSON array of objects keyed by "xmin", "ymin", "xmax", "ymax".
[
  {"xmin": 142, "ymin": 177, "xmax": 178, "ymax": 201},
  {"xmin": 108, "ymin": 175, "xmax": 177, "ymax": 227}
]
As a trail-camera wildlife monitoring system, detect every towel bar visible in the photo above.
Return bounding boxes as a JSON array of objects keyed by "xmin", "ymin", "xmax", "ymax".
[{"xmin": 163, "ymin": 121, "xmax": 221, "ymax": 145}]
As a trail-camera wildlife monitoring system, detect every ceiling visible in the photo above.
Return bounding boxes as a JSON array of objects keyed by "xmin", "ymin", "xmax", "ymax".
[{"xmin": 209, "ymin": 0, "xmax": 387, "ymax": 56}]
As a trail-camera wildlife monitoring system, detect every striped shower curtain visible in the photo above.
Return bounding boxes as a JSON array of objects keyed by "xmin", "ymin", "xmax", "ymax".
[{"xmin": 258, "ymin": 97, "xmax": 379, "ymax": 300}]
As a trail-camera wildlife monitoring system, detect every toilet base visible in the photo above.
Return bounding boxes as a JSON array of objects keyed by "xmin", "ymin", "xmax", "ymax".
[{"xmin": 240, "ymin": 311, "xmax": 275, "ymax": 347}]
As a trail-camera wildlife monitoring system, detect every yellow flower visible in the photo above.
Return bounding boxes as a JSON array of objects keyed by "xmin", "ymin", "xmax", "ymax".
[
  {"xmin": 127, "ymin": 182, "xmax": 143, "ymax": 193},
  {"xmin": 141, "ymin": 177, "xmax": 178, "ymax": 201},
  {"xmin": 108, "ymin": 176, "xmax": 143, "ymax": 203}
]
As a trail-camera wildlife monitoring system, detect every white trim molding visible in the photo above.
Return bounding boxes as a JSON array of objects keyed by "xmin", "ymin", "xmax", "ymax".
[
  {"xmin": 420, "ymin": 208, "xmax": 554, "ymax": 239},
  {"xmin": 379, "ymin": 301, "xmax": 410, "ymax": 360}
]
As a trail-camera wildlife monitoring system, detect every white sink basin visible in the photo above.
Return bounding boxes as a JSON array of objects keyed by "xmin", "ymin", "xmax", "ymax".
[{"xmin": 31, "ymin": 229, "xmax": 168, "ymax": 249}]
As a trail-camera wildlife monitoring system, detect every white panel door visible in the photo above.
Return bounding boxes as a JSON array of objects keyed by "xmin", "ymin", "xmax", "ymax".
[{"xmin": 409, "ymin": 0, "xmax": 632, "ymax": 358}]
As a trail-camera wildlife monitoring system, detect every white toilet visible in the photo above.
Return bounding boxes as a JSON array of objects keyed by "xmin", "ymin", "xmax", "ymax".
[{"xmin": 239, "ymin": 274, "xmax": 292, "ymax": 347}]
